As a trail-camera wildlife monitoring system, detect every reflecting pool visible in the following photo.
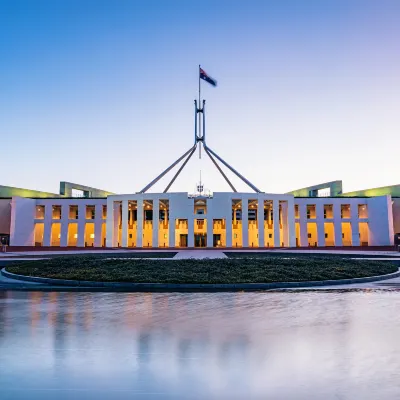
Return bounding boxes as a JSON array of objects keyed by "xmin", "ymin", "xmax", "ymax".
[{"xmin": 1, "ymin": 290, "xmax": 400, "ymax": 399}]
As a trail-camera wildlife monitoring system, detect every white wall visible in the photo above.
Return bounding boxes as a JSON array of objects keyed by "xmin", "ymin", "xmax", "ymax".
[
  {"xmin": 0, "ymin": 199, "xmax": 11, "ymax": 234},
  {"xmin": 7, "ymin": 192, "xmax": 396, "ymax": 248},
  {"xmin": 294, "ymin": 196, "xmax": 393, "ymax": 247},
  {"xmin": 10, "ymin": 197, "xmax": 36, "ymax": 246},
  {"xmin": 392, "ymin": 198, "xmax": 400, "ymax": 234},
  {"xmin": 10, "ymin": 197, "xmax": 108, "ymax": 247},
  {"xmin": 368, "ymin": 195, "xmax": 394, "ymax": 246}
]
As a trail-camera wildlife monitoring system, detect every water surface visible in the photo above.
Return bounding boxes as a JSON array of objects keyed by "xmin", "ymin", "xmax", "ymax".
[{"xmin": 1, "ymin": 290, "xmax": 400, "ymax": 399}]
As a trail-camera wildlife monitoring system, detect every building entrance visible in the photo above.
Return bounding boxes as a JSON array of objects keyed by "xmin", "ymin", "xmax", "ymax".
[
  {"xmin": 213, "ymin": 234, "xmax": 221, "ymax": 247},
  {"xmin": 180, "ymin": 234, "xmax": 188, "ymax": 247},
  {"xmin": 194, "ymin": 234, "xmax": 207, "ymax": 248}
]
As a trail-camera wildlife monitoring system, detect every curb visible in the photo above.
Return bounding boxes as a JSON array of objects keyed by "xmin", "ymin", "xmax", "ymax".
[{"xmin": 2, "ymin": 268, "xmax": 400, "ymax": 292}]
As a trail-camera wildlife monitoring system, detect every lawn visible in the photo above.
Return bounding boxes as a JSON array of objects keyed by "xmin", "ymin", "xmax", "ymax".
[{"xmin": 5, "ymin": 255, "xmax": 398, "ymax": 284}]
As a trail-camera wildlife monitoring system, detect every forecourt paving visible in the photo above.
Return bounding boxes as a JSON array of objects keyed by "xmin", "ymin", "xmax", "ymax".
[{"xmin": 1, "ymin": 248, "xmax": 400, "ymax": 259}]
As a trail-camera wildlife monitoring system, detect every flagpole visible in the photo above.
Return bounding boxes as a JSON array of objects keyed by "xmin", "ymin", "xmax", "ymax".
[
  {"xmin": 198, "ymin": 64, "xmax": 202, "ymax": 159},
  {"xmin": 198, "ymin": 64, "xmax": 201, "ymax": 106}
]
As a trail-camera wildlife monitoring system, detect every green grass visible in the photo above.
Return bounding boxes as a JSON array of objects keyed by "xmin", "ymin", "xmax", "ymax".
[{"xmin": 5, "ymin": 255, "xmax": 398, "ymax": 284}]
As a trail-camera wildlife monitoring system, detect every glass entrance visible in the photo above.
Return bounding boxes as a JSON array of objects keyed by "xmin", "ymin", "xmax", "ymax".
[
  {"xmin": 194, "ymin": 234, "xmax": 207, "ymax": 248},
  {"xmin": 213, "ymin": 234, "xmax": 221, "ymax": 247},
  {"xmin": 180, "ymin": 234, "xmax": 188, "ymax": 247}
]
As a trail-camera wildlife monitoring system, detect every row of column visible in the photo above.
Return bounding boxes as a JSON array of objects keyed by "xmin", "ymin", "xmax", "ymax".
[
  {"xmin": 106, "ymin": 198, "xmax": 296, "ymax": 248},
  {"xmin": 41, "ymin": 204, "xmax": 104, "ymax": 247},
  {"xmin": 297, "ymin": 203, "xmax": 361, "ymax": 247}
]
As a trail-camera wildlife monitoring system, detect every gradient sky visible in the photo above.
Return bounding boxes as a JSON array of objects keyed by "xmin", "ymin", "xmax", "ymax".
[{"xmin": 1, "ymin": 0, "xmax": 399, "ymax": 195}]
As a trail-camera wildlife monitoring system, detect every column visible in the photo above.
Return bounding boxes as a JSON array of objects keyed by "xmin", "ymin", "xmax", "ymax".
[
  {"xmin": 94, "ymin": 204, "xmax": 103, "ymax": 247},
  {"xmin": 169, "ymin": 214, "xmax": 175, "ymax": 247},
  {"xmin": 226, "ymin": 200, "xmax": 233, "ymax": 247},
  {"xmin": 106, "ymin": 198, "xmax": 114, "ymax": 247},
  {"xmin": 113, "ymin": 202, "xmax": 120, "ymax": 247},
  {"xmin": 77, "ymin": 204, "xmax": 86, "ymax": 247},
  {"xmin": 136, "ymin": 199, "xmax": 143, "ymax": 248},
  {"xmin": 152, "ymin": 199, "xmax": 159, "ymax": 248},
  {"xmin": 43, "ymin": 205, "xmax": 52, "ymax": 247},
  {"xmin": 257, "ymin": 199, "xmax": 265, "ymax": 248},
  {"xmin": 287, "ymin": 199, "xmax": 296, "ymax": 247},
  {"xmin": 121, "ymin": 200, "xmax": 128, "ymax": 248},
  {"xmin": 351, "ymin": 203, "xmax": 360, "ymax": 246},
  {"xmin": 188, "ymin": 217, "xmax": 195, "ymax": 247},
  {"xmin": 273, "ymin": 199, "xmax": 280, "ymax": 247},
  {"xmin": 60, "ymin": 204, "xmax": 69, "ymax": 247},
  {"xmin": 316, "ymin": 202, "xmax": 325, "ymax": 247},
  {"xmin": 206, "ymin": 201, "xmax": 214, "ymax": 248},
  {"xmin": 299, "ymin": 204, "xmax": 308, "ymax": 247},
  {"xmin": 207, "ymin": 217, "xmax": 213, "ymax": 248},
  {"xmin": 333, "ymin": 203, "xmax": 343, "ymax": 246},
  {"xmin": 281, "ymin": 201, "xmax": 288, "ymax": 246},
  {"xmin": 242, "ymin": 199, "xmax": 249, "ymax": 247}
]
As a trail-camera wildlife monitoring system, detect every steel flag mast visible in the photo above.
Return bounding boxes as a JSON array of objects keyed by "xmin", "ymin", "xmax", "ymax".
[{"xmin": 139, "ymin": 66, "xmax": 262, "ymax": 194}]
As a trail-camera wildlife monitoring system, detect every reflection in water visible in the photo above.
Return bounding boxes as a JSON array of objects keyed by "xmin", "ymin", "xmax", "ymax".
[{"xmin": 1, "ymin": 290, "xmax": 400, "ymax": 399}]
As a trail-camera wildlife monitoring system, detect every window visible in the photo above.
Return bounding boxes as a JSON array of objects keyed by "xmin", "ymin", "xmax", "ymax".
[
  {"xmin": 358, "ymin": 205, "xmax": 368, "ymax": 218},
  {"xmin": 69, "ymin": 206, "xmax": 79, "ymax": 220},
  {"xmin": 308, "ymin": 233, "xmax": 312, "ymax": 238},
  {"xmin": 324, "ymin": 205, "xmax": 333, "ymax": 219},
  {"xmin": 325, "ymin": 233, "xmax": 328, "ymax": 238},
  {"xmin": 35, "ymin": 206, "xmax": 45, "ymax": 219},
  {"xmin": 86, "ymin": 206, "xmax": 95, "ymax": 220},
  {"xmin": 52, "ymin": 206, "xmax": 61, "ymax": 220},
  {"xmin": 129, "ymin": 234, "xmax": 132, "ymax": 239},
  {"xmin": 341, "ymin": 205, "xmax": 351, "ymax": 219},
  {"xmin": 197, "ymin": 220, "xmax": 204, "ymax": 228},
  {"xmin": 144, "ymin": 210, "xmax": 153, "ymax": 221},
  {"xmin": 102, "ymin": 205, "xmax": 107, "ymax": 219},
  {"xmin": 196, "ymin": 208, "xmax": 204, "ymax": 215},
  {"xmin": 248, "ymin": 209, "xmax": 257, "ymax": 220},
  {"xmin": 306, "ymin": 205, "xmax": 316, "ymax": 219},
  {"xmin": 269, "ymin": 234, "xmax": 272, "ymax": 239}
]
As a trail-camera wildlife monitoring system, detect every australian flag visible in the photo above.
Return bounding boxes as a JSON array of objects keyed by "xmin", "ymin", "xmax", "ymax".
[{"xmin": 200, "ymin": 68, "xmax": 217, "ymax": 87}]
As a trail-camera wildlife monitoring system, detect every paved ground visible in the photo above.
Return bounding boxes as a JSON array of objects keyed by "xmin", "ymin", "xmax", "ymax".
[
  {"xmin": 173, "ymin": 250, "xmax": 227, "ymax": 259},
  {"xmin": 1, "ymin": 248, "xmax": 400, "ymax": 259}
]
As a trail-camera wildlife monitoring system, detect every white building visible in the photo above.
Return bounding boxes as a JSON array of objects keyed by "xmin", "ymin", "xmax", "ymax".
[
  {"xmin": 0, "ymin": 180, "xmax": 398, "ymax": 248},
  {"xmin": 1, "ymin": 97, "xmax": 398, "ymax": 249}
]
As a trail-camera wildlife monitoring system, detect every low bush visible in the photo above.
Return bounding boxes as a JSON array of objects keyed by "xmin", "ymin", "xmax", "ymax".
[{"xmin": 5, "ymin": 255, "xmax": 398, "ymax": 284}]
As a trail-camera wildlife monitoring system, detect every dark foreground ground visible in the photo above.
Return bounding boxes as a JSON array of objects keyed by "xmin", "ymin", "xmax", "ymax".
[{"xmin": 4, "ymin": 255, "xmax": 398, "ymax": 284}]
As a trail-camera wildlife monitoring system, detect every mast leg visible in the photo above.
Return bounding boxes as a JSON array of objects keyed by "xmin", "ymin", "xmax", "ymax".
[
  {"xmin": 204, "ymin": 145, "xmax": 237, "ymax": 192},
  {"xmin": 163, "ymin": 146, "xmax": 197, "ymax": 192},
  {"xmin": 204, "ymin": 145, "xmax": 262, "ymax": 193},
  {"xmin": 139, "ymin": 145, "xmax": 197, "ymax": 193}
]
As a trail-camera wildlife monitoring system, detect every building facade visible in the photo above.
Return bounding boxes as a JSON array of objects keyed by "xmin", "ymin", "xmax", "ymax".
[{"xmin": 0, "ymin": 181, "xmax": 397, "ymax": 248}]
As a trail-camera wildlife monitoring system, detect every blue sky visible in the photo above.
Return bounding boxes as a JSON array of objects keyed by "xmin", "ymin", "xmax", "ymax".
[{"xmin": 1, "ymin": 0, "xmax": 399, "ymax": 194}]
